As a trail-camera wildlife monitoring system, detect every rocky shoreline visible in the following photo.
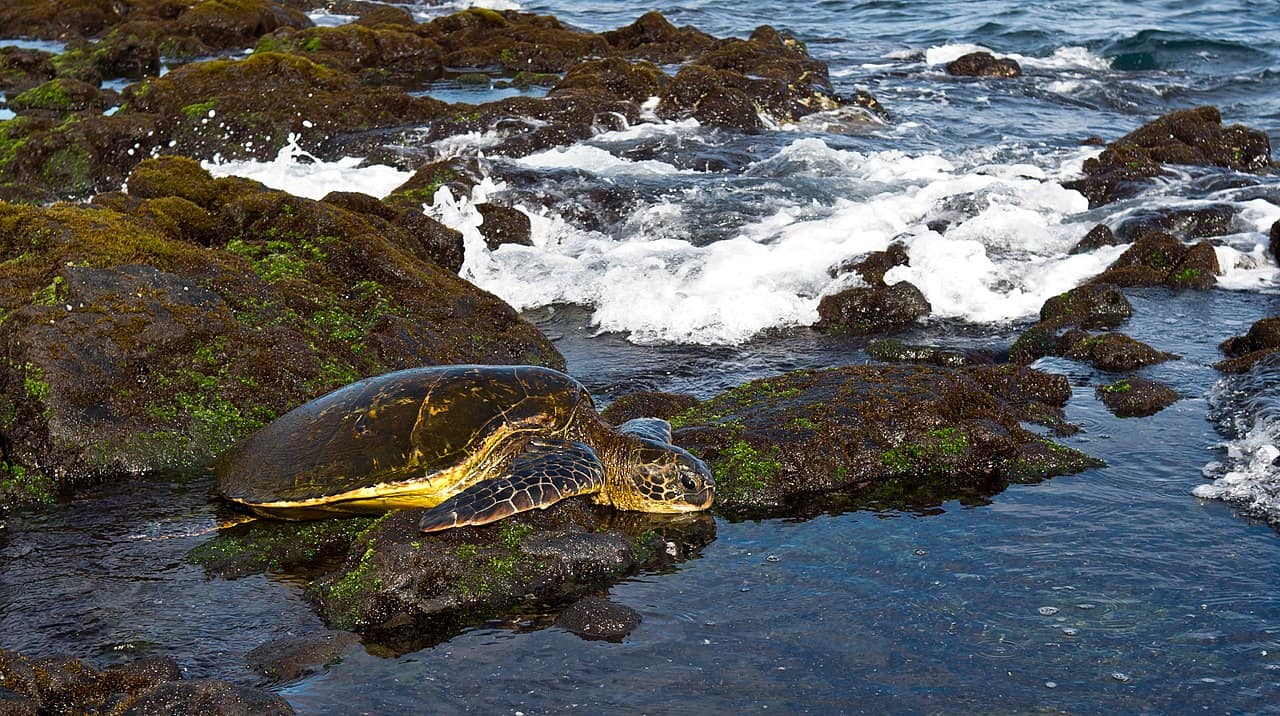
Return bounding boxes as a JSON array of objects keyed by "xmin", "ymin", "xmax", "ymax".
[{"xmin": 1, "ymin": 3, "xmax": 1278, "ymax": 711}]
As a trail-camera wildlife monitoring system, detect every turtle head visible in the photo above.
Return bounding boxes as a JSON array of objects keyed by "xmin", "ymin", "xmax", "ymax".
[{"xmin": 624, "ymin": 440, "xmax": 716, "ymax": 513}]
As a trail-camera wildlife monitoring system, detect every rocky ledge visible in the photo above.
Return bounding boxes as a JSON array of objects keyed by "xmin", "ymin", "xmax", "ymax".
[{"xmin": 0, "ymin": 156, "xmax": 560, "ymax": 508}]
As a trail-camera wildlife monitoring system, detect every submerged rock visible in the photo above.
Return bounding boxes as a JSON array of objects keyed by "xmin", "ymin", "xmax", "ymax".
[
  {"xmin": 0, "ymin": 158, "xmax": 561, "ymax": 509},
  {"xmin": 556, "ymin": 597, "xmax": 642, "ymax": 641},
  {"xmin": 1096, "ymin": 377, "xmax": 1178, "ymax": 418},
  {"xmin": 1113, "ymin": 204, "xmax": 1237, "ymax": 243},
  {"xmin": 245, "ymin": 630, "xmax": 362, "ymax": 683},
  {"xmin": 670, "ymin": 364, "xmax": 1098, "ymax": 516},
  {"xmin": 945, "ymin": 52, "xmax": 1022, "ymax": 78},
  {"xmin": 866, "ymin": 339, "xmax": 994, "ymax": 367},
  {"xmin": 1216, "ymin": 316, "xmax": 1280, "ymax": 373},
  {"xmin": 1064, "ymin": 106, "xmax": 1273, "ymax": 207},
  {"xmin": 308, "ymin": 503, "xmax": 715, "ymax": 651},
  {"xmin": 815, "ymin": 281, "xmax": 931, "ymax": 334},
  {"xmin": 1058, "ymin": 331, "xmax": 1180, "ymax": 372},
  {"xmin": 0, "ymin": 649, "xmax": 288, "ymax": 715}
]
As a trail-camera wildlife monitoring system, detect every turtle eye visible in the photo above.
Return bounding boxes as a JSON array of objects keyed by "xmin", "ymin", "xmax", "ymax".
[{"xmin": 679, "ymin": 473, "xmax": 698, "ymax": 492}]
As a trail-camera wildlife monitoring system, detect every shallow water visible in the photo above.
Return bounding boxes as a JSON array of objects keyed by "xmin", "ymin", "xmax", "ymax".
[{"xmin": 5, "ymin": 0, "xmax": 1280, "ymax": 712}]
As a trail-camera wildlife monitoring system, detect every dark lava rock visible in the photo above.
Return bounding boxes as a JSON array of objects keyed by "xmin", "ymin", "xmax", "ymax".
[
  {"xmin": 383, "ymin": 159, "xmax": 483, "ymax": 212},
  {"xmin": 1059, "ymin": 331, "xmax": 1180, "ymax": 372},
  {"xmin": 309, "ymin": 503, "xmax": 715, "ymax": 651},
  {"xmin": 7, "ymin": 77, "xmax": 112, "ymax": 115},
  {"xmin": 815, "ymin": 281, "xmax": 931, "ymax": 334},
  {"xmin": 122, "ymin": 51, "xmax": 451, "ymax": 163},
  {"xmin": 1069, "ymin": 223, "xmax": 1120, "ymax": 255},
  {"xmin": 601, "ymin": 11, "xmax": 715, "ymax": 64},
  {"xmin": 0, "ymin": 158, "xmax": 561, "ymax": 509},
  {"xmin": 0, "ymin": 0, "xmax": 308, "ymax": 57},
  {"xmin": 600, "ymin": 391, "xmax": 701, "ymax": 425},
  {"xmin": 124, "ymin": 679, "xmax": 294, "ymax": 715},
  {"xmin": 255, "ymin": 23, "xmax": 445, "ymax": 83},
  {"xmin": 654, "ymin": 24, "xmax": 845, "ymax": 128},
  {"xmin": 865, "ymin": 339, "xmax": 994, "ymax": 367},
  {"xmin": 0, "ymin": 649, "xmax": 275, "ymax": 715},
  {"xmin": 555, "ymin": 597, "xmax": 642, "ymax": 641},
  {"xmin": 245, "ymin": 630, "xmax": 361, "ymax": 683},
  {"xmin": 671, "ymin": 364, "xmax": 1099, "ymax": 516},
  {"xmin": 1216, "ymin": 316, "xmax": 1280, "ymax": 373},
  {"xmin": 1270, "ymin": 219, "xmax": 1280, "ymax": 260},
  {"xmin": 475, "ymin": 203, "xmax": 533, "ymax": 251},
  {"xmin": 0, "ymin": 47, "xmax": 56, "ymax": 94},
  {"xmin": 1012, "ymin": 283, "xmax": 1135, "ymax": 364},
  {"xmin": 321, "ymin": 190, "xmax": 465, "ymax": 273},
  {"xmin": 1096, "ymin": 377, "xmax": 1178, "ymax": 418},
  {"xmin": 945, "ymin": 51, "xmax": 1022, "ymax": 78},
  {"xmin": 830, "ymin": 242, "xmax": 910, "ymax": 285},
  {"xmin": 1040, "ymin": 283, "xmax": 1134, "ymax": 328},
  {"xmin": 1064, "ymin": 106, "xmax": 1273, "ymax": 207},
  {"xmin": 1113, "ymin": 204, "xmax": 1237, "ymax": 243},
  {"xmin": 1091, "ymin": 232, "xmax": 1221, "ymax": 290},
  {"xmin": 417, "ymin": 8, "xmax": 610, "ymax": 73},
  {"xmin": 552, "ymin": 57, "xmax": 668, "ymax": 104}
]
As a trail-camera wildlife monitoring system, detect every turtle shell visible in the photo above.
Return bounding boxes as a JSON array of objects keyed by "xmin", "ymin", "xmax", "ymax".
[{"xmin": 215, "ymin": 365, "xmax": 594, "ymax": 511}]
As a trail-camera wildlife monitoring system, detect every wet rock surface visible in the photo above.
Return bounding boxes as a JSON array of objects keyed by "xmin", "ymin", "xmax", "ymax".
[
  {"xmin": 1058, "ymin": 331, "xmax": 1180, "ymax": 372},
  {"xmin": 307, "ymin": 503, "xmax": 716, "ymax": 652},
  {"xmin": 670, "ymin": 364, "xmax": 1098, "ymax": 517},
  {"xmin": 1216, "ymin": 316, "xmax": 1280, "ymax": 373},
  {"xmin": 1096, "ymin": 377, "xmax": 1178, "ymax": 418},
  {"xmin": 0, "ymin": 157, "xmax": 560, "ymax": 508},
  {"xmin": 0, "ymin": 649, "xmax": 292, "ymax": 715},
  {"xmin": 1064, "ymin": 106, "xmax": 1273, "ymax": 207},
  {"xmin": 815, "ymin": 281, "xmax": 931, "ymax": 334},
  {"xmin": 945, "ymin": 52, "xmax": 1022, "ymax": 78},
  {"xmin": 245, "ymin": 631, "xmax": 362, "ymax": 684},
  {"xmin": 866, "ymin": 339, "xmax": 995, "ymax": 367},
  {"xmin": 555, "ymin": 597, "xmax": 642, "ymax": 641}
]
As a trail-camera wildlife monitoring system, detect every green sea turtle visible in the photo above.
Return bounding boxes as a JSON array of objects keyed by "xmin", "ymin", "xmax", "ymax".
[{"xmin": 215, "ymin": 365, "xmax": 715, "ymax": 532}]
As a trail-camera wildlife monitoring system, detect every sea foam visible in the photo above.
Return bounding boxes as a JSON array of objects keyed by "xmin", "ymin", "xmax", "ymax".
[
  {"xmin": 1196, "ymin": 356, "xmax": 1280, "ymax": 525},
  {"xmin": 202, "ymin": 135, "xmax": 412, "ymax": 200},
  {"xmin": 432, "ymin": 137, "xmax": 1123, "ymax": 344}
]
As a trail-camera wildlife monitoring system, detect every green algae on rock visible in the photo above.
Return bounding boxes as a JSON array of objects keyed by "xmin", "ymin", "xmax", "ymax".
[
  {"xmin": 0, "ymin": 158, "xmax": 561, "ymax": 509},
  {"xmin": 308, "ymin": 503, "xmax": 715, "ymax": 651},
  {"xmin": 670, "ymin": 364, "xmax": 1099, "ymax": 516}
]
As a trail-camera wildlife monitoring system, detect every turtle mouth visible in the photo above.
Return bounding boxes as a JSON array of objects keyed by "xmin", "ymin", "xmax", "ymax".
[{"xmin": 685, "ymin": 485, "xmax": 715, "ymax": 510}]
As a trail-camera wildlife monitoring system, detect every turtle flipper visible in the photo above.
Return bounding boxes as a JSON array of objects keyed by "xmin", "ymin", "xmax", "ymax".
[{"xmin": 419, "ymin": 439, "xmax": 606, "ymax": 532}]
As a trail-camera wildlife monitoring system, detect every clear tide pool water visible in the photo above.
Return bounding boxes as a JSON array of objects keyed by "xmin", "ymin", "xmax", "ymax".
[{"xmin": 5, "ymin": 0, "xmax": 1280, "ymax": 712}]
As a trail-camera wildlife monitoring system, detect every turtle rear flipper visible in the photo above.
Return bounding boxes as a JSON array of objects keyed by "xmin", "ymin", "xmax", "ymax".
[{"xmin": 419, "ymin": 439, "xmax": 606, "ymax": 532}]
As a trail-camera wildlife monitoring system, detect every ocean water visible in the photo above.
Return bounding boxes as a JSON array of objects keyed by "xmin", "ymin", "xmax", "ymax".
[{"xmin": 5, "ymin": 0, "xmax": 1280, "ymax": 712}]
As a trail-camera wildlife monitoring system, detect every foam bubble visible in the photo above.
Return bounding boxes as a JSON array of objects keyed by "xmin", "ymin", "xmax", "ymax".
[
  {"xmin": 515, "ymin": 144, "xmax": 697, "ymax": 177},
  {"xmin": 202, "ymin": 135, "xmax": 412, "ymax": 200}
]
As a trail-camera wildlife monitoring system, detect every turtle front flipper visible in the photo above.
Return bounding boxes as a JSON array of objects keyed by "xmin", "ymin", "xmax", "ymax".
[{"xmin": 419, "ymin": 439, "xmax": 606, "ymax": 532}]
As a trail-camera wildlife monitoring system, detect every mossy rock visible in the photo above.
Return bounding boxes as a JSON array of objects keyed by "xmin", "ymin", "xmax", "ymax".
[
  {"xmin": 122, "ymin": 51, "xmax": 451, "ymax": 162},
  {"xmin": 309, "ymin": 502, "xmax": 715, "ymax": 651},
  {"xmin": 1216, "ymin": 316, "xmax": 1280, "ymax": 373},
  {"xmin": 0, "ymin": 158, "xmax": 562, "ymax": 508},
  {"xmin": 1065, "ymin": 106, "xmax": 1273, "ymax": 207},
  {"xmin": 672, "ymin": 364, "xmax": 1099, "ymax": 516}
]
